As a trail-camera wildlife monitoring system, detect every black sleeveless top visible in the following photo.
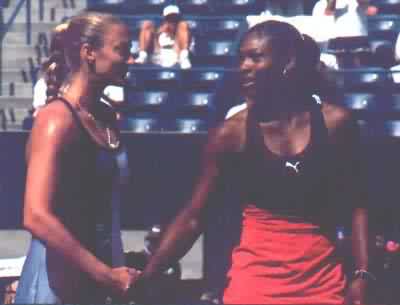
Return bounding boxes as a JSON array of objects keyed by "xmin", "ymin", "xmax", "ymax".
[
  {"xmin": 221, "ymin": 98, "xmax": 342, "ymax": 228},
  {"xmin": 55, "ymin": 97, "xmax": 122, "ymax": 266}
]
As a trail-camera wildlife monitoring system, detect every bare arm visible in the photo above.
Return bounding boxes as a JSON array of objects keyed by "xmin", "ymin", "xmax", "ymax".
[
  {"xmin": 139, "ymin": 127, "xmax": 227, "ymax": 282},
  {"xmin": 23, "ymin": 103, "xmax": 133, "ymax": 294},
  {"xmin": 325, "ymin": 0, "xmax": 336, "ymax": 15},
  {"xmin": 327, "ymin": 107, "xmax": 369, "ymax": 304}
]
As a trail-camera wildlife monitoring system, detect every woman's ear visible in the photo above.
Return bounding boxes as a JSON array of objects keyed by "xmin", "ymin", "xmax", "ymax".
[
  {"xmin": 80, "ymin": 42, "xmax": 96, "ymax": 64},
  {"xmin": 81, "ymin": 42, "xmax": 96, "ymax": 72},
  {"xmin": 283, "ymin": 56, "xmax": 296, "ymax": 76}
]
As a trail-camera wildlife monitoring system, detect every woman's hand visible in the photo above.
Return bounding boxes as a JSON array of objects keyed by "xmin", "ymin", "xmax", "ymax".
[
  {"xmin": 345, "ymin": 278, "xmax": 367, "ymax": 305},
  {"xmin": 108, "ymin": 266, "xmax": 141, "ymax": 296}
]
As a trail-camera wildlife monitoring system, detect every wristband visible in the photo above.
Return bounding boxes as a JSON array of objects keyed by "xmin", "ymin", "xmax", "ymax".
[{"xmin": 353, "ymin": 269, "xmax": 376, "ymax": 281}]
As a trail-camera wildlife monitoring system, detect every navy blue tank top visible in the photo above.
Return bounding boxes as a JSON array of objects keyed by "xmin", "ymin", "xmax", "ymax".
[{"xmin": 54, "ymin": 97, "xmax": 124, "ymax": 268}]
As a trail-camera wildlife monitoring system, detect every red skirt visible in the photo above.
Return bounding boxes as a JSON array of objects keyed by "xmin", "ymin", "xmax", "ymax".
[{"xmin": 223, "ymin": 204, "xmax": 346, "ymax": 305}]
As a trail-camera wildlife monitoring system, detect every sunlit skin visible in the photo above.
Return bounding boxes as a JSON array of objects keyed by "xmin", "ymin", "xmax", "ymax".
[
  {"xmin": 127, "ymin": 22, "xmax": 369, "ymax": 305},
  {"xmin": 22, "ymin": 19, "xmax": 138, "ymax": 302}
]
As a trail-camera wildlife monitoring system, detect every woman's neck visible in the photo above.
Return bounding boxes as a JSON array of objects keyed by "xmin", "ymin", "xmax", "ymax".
[
  {"xmin": 62, "ymin": 72, "xmax": 104, "ymax": 113},
  {"xmin": 253, "ymin": 89, "xmax": 312, "ymax": 122}
]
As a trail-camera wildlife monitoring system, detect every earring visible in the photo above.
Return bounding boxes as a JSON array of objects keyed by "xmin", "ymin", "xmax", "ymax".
[{"xmin": 88, "ymin": 59, "xmax": 96, "ymax": 73}]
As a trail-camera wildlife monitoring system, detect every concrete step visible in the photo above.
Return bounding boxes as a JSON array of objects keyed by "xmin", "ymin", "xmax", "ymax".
[
  {"xmin": 0, "ymin": 96, "xmax": 32, "ymax": 108},
  {"xmin": 1, "ymin": 83, "xmax": 33, "ymax": 98},
  {"xmin": 3, "ymin": 5, "xmax": 85, "ymax": 23},
  {"xmin": 1, "ymin": 69, "xmax": 30, "ymax": 83},
  {"xmin": 2, "ymin": 45, "xmax": 36, "ymax": 57},
  {"xmin": 5, "ymin": 0, "xmax": 86, "ymax": 9},
  {"xmin": 1, "ymin": 55, "xmax": 36, "ymax": 70},
  {"xmin": 6, "ymin": 22, "xmax": 59, "ymax": 33}
]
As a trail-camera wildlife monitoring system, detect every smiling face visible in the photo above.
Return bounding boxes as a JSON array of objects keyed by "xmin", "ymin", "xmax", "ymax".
[
  {"xmin": 93, "ymin": 23, "xmax": 134, "ymax": 86},
  {"xmin": 238, "ymin": 32, "xmax": 284, "ymax": 101}
]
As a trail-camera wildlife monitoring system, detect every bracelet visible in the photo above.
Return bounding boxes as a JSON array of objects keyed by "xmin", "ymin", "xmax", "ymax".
[{"xmin": 353, "ymin": 269, "xmax": 377, "ymax": 281}]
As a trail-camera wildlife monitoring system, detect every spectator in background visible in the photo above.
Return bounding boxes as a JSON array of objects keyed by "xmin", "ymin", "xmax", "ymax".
[
  {"xmin": 130, "ymin": 20, "xmax": 369, "ymax": 305},
  {"xmin": 15, "ymin": 12, "xmax": 138, "ymax": 303},
  {"xmin": 312, "ymin": 0, "xmax": 377, "ymax": 36},
  {"xmin": 313, "ymin": 0, "xmax": 378, "ymax": 68},
  {"xmin": 135, "ymin": 5, "xmax": 192, "ymax": 69}
]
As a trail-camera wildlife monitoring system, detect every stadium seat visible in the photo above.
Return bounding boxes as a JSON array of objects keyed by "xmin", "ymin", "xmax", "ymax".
[
  {"xmin": 87, "ymin": 0, "xmax": 129, "ymax": 13},
  {"xmin": 166, "ymin": 118, "xmax": 208, "ymax": 133},
  {"xmin": 333, "ymin": 68, "xmax": 391, "ymax": 92},
  {"xmin": 181, "ymin": 68, "xmax": 225, "ymax": 91},
  {"xmin": 382, "ymin": 94, "xmax": 400, "ymax": 117},
  {"xmin": 177, "ymin": 0, "xmax": 213, "ymax": 15},
  {"xmin": 371, "ymin": 0, "xmax": 400, "ymax": 14},
  {"xmin": 368, "ymin": 15, "xmax": 400, "ymax": 45},
  {"xmin": 119, "ymin": 117, "xmax": 163, "ymax": 132},
  {"xmin": 128, "ymin": 67, "xmax": 182, "ymax": 90},
  {"xmin": 128, "ymin": 0, "xmax": 173, "ymax": 14},
  {"xmin": 174, "ymin": 92, "xmax": 216, "ymax": 117},
  {"xmin": 213, "ymin": 0, "xmax": 267, "ymax": 15},
  {"xmin": 205, "ymin": 18, "xmax": 244, "ymax": 40},
  {"xmin": 194, "ymin": 40, "xmax": 236, "ymax": 66},
  {"xmin": 375, "ymin": 120, "xmax": 400, "ymax": 137},
  {"xmin": 125, "ymin": 91, "xmax": 170, "ymax": 112},
  {"xmin": 342, "ymin": 93, "xmax": 378, "ymax": 111}
]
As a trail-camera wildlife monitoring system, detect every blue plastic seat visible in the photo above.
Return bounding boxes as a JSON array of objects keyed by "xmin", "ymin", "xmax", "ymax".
[
  {"xmin": 125, "ymin": 91, "xmax": 170, "ymax": 113},
  {"xmin": 368, "ymin": 15, "xmax": 400, "ymax": 44},
  {"xmin": 370, "ymin": 0, "xmax": 400, "ymax": 14},
  {"xmin": 177, "ymin": 0, "xmax": 213, "ymax": 15},
  {"xmin": 174, "ymin": 92, "xmax": 216, "ymax": 118},
  {"xmin": 181, "ymin": 68, "xmax": 225, "ymax": 91},
  {"xmin": 194, "ymin": 40, "xmax": 236, "ymax": 66},
  {"xmin": 213, "ymin": 0, "xmax": 266, "ymax": 15},
  {"xmin": 333, "ymin": 68, "xmax": 391, "ymax": 92},
  {"xmin": 128, "ymin": 68, "xmax": 182, "ymax": 90},
  {"xmin": 130, "ymin": 0, "xmax": 172, "ymax": 14},
  {"xmin": 342, "ymin": 93, "xmax": 378, "ymax": 111},
  {"xmin": 205, "ymin": 18, "xmax": 244, "ymax": 40},
  {"xmin": 166, "ymin": 118, "xmax": 208, "ymax": 133},
  {"xmin": 119, "ymin": 117, "xmax": 163, "ymax": 132}
]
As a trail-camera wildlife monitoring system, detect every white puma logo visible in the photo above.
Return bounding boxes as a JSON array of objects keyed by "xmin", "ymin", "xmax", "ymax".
[{"xmin": 285, "ymin": 161, "xmax": 301, "ymax": 173}]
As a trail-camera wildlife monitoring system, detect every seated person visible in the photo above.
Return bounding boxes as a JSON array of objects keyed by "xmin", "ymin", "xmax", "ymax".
[
  {"xmin": 135, "ymin": 5, "xmax": 192, "ymax": 69},
  {"xmin": 313, "ymin": 0, "xmax": 377, "ymax": 68}
]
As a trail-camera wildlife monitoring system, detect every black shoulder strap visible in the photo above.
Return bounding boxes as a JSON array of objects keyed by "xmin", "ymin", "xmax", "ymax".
[{"xmin": 48, "ymin": 96, "xmax": 87, "ymax": 133}]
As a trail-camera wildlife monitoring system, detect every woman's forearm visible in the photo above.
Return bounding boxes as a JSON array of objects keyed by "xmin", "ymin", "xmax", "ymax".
[
  {"xmin": 352, "ymin": 207, "xmax": 369, "ymax": 270},
  {"xmin": 24, "ymin": 210, "xmax": 112, "ymax": 285},
  {"xmin": 141, "ymin": 210, "xmax": 202, "ymax": 280},
  {"xmin": 325, "ymin": 0, "xmax": 337, "ymax": 14}
]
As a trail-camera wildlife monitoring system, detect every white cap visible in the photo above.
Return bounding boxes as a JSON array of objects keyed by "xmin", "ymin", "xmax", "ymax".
[{"xmin": 163, "ymin": 4, "xmax": 180, "ymax": 17}]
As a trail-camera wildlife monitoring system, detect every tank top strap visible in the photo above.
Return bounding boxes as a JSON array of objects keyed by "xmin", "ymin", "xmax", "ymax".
[
  {"xmin": 48, "ymin": 96, "xmax": 89, "ymax": 137},
  {"xmin": 309, "ymin": 94, "xmax": 329, "ymax": 149}
]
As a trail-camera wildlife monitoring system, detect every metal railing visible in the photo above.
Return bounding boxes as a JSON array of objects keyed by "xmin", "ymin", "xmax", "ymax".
[{"xmin": 0, "ymin": 0, "xmax": 32, "ymax": 96}]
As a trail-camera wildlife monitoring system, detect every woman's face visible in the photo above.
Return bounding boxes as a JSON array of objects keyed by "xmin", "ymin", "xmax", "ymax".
[
  {"xmin": 93, "ymin": 23, "xmax": 134, "ymax": 86},
  {"xmin": 238, "ymin": 33, "xmax": 287, "ymax": 100}
]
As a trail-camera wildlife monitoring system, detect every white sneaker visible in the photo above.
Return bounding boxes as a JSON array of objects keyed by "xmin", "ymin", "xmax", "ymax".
[
  {"xmin": 179, "ymin": 50, "xmax": 192, "ymax": 69},
  {"xmin": 135, "ymin": 51, "xmax": 148, "ymax": 64}
]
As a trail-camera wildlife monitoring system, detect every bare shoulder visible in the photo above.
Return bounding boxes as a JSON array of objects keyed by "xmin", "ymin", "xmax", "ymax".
[
  {"xmin": 206, "ymin": 109, "xmax": 248, "ymax": 154},
  {"xmin": 30, "ymin": 99, "xmax": 79, "ymax": 148},
  {"xmin": 321, "ymin": 102, "xmax": 353, "ymax": 133}
]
